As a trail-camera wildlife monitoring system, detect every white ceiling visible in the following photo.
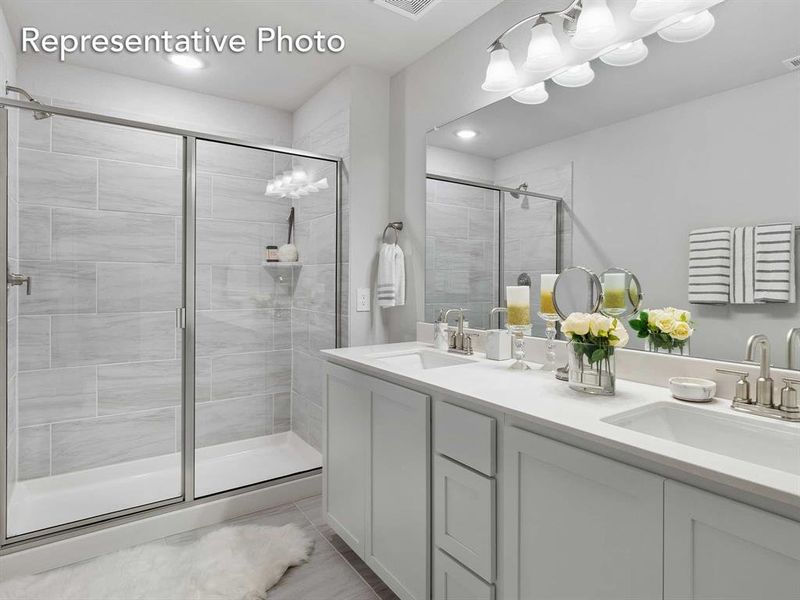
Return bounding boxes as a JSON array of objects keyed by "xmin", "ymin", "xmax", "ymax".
[
  {"xmin": 1, "ymin": 0, "xmax": 502, "ymax": 111},
  {"xmin": 428, "ymin": 0, "xmax": 800, "ymax": 159}
]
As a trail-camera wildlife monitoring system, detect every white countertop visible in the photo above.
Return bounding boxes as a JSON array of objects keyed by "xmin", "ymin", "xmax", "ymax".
[{"xmin": 323, "ymin": 342, "xmax": 800, "ymax": 520}]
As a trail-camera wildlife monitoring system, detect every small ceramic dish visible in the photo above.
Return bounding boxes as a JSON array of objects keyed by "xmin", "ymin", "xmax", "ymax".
[{"xmin": 669, "ymin": 377, "xmax": 716, "ymax": 402}]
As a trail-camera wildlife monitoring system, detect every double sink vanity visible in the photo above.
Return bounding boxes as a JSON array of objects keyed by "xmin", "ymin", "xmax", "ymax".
[{"xmin": 322, "ymin": 341, "xmax": 800, "ymax": 600}]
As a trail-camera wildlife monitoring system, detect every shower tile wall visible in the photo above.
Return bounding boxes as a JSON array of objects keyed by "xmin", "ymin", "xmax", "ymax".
[
  {"xmin": 291, "ymin": 109, "xmax": 348, "ymax": 451},
  {"xmin": 425, "ymin": 178, "xmax": 499, "ymax": 329},
  {"xmin": 194, "ymin": 140, "xmax": 292, "ymax": 450},
  {"xmin": 11, "ymin": 119, "xmax": 292, "ymax": 480}
]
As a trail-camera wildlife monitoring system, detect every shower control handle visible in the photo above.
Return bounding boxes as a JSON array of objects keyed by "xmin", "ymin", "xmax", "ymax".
[{"xmin": 7, "ymin": 268, "xmax": 31, "ymax": 295}]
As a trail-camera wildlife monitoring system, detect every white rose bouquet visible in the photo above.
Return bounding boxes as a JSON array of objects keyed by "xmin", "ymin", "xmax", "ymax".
[
  {"xmin": 561, "ymin": 312, "xmax": 629, "ymax": 366},
  {"xmin": 629, "ymin": 307, "xmax": 694, "ymax": 353}
]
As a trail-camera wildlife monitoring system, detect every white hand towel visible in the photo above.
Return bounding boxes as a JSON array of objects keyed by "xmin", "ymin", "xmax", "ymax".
[
  {"xmin": 754, "ymin": 223, "xmax": 795, "ymax": 303},
  {"xmin": 688, "ymin": 227, "xmax": 732, "ymax": 305},
  {"xmin": 731, "ymin": 226, "xmax": 755, "ymax": 304},
  {"xmin": 377, "ymin": 243, "xmax": 405, "ymax": 308}
]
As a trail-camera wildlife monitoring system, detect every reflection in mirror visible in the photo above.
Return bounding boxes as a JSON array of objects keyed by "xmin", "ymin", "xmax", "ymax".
[
  {"xmin": 599, "ymin": 268, "xmax": 643, "ymax": 320},
  {"xmin": 552, "ymin": 266, "xmax": 601, "ymax": 321},
  {"xmin": 425, "ymin": 0, "xmax": 800, "ymax": 368}
]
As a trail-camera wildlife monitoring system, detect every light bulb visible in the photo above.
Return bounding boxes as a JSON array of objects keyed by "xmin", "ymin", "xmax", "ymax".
[
  {"xmin": 571, "ymin": 0, "xmax": 617, "ymax": 50},
  {"xmin": 552, "ymin": 62, "xmax": 595, "ymax": 88},
  {"xmin": 456, "ymin": 129, "xmax": 478, "ymax": 139},
  {"xmin": 511, "ymin": 82, "xmax": 549, "ymax": 105},
  {"xmin": 630, "ymin": 0, "xmax": 688, "ymax": 22},
  {"xmin": 481, "ymin": 44, "xmax": 518, "ymax": 92},
  {"xmin": 291, "ymin": 167, "xmax": 308, "ymax": 183},
  {"xmin": 523, "ymin": 22, "xmax": 565, "ymax": 73},
  {"xmin": 658, "ymin": 9, "xmax": 715, "ymax": 43},
  {"xmin": 599, "ymin": 39, "xmax": 649, "ymax": 67},
  {"xmin": 167, "ymin": 54, "xmax": 205, "ymax": 70}
]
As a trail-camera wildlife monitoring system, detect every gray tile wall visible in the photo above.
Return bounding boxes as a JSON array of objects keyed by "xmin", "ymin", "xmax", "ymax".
[
  {"xmin": 425, "ymin": 179, "xmax": 499, "ymax": 329},
  {"xmin": 291, "ymin": 109, "xmax": 348, "ymax": 451},
  {"xmin": 14, "ymin": 111, "xmax": 188, "ymax": 480}
]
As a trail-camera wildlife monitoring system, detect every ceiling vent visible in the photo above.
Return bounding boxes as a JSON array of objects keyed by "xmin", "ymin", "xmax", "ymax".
[
  {"xmin": 373, "ymin": 0, "xmax": 442, "ymax": 20},
  {"xmin": 783, "ymin": 55, "xmax": 800, "ymax": 71}
]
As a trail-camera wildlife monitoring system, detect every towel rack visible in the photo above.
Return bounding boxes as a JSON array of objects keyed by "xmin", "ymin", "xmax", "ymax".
[{"xmin": 382, "ymin": 221, "xmax": 403, "ymax": 245}]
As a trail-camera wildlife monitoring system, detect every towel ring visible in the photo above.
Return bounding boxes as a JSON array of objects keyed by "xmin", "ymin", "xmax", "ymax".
[{"xmin": 382, "ymin": 221, "xmax": 403, "ymax": 245}]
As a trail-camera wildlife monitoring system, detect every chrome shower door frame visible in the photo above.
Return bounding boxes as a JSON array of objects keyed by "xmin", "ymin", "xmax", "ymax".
[{"xmin": 0, "ymin": 98, "xmax": 342, "ymax": 551}]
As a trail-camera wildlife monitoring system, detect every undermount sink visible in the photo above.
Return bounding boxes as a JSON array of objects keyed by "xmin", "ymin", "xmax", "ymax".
[
  {"xmin": 603, "ymin": 402, "xmax": 800, "ymax": 476},
  {"xmin": 369, "ymin": 349, "xmax": 475, "ymax": 371}
]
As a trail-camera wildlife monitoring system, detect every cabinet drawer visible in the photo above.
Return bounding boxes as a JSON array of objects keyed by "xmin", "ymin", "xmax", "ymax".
[
  {"xmin": 435, "ymin": 400, "xmax": 495, "ymax": 476},
  {"xmin": 434, "ymin": 549, "xmax": 494, "ymax": 600},
  {"xmin": 434, "ymin": 455, "xmax": 496, "ymax": 582}
]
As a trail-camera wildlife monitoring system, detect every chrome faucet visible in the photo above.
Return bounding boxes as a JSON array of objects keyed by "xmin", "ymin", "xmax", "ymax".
[
  {"xmin": 489, "ymin": 307, "xmax": 507, "ymax": 329},
  {"xmin": 717, "ymin": 333, "xmax": 799, "ymax": 421},
  {"xmin": 745, "ymin": 334, "xmax": 773, "ymax": 408},
  {"xmin": 443, "ymin": 308, "xmax": 472, "ymax": 355},
  {"xmin": 787, "ymin": 327, "xmax": 800, "ymax": 370}
]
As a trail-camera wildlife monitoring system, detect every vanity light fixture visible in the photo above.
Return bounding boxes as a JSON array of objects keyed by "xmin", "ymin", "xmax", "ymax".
[
  {"xmin": 630, "ymin": 0, "xmax": 689, "ymax": 22},
  {"xmin": 482, "ymin": 0, "xmax": 722, "ymax": 105},
  {"xmin": 481, "ymin": 42, "xmax": 518, "ymax": 92},
  {"xmin": 658, "ymin": 9, "xmax": 716, "ymax": 43},
  {"xmin": 552, "ymin": 62, "xmax": 595, "ymax": 87},
  {"xmin": 571, "ymin": 0, "xmax": 617, "ymax": 50},
  {"xmin": 455, "ymin": 129, "xmax": 478, "ymax": 139},
  {"xmin": 511, "ymin": 82, "xmax": 550, "ymax": 105},
  {"xmin": 523, "ymin": 21, "xmax": 565, "ymax": 72},
  {"xmin": 167, "ymin": 54, "xmax": 205, "ymax": 70},
  {"xmin": 599, "ymin": 39, "xmax": 649, "ymax": 67}
]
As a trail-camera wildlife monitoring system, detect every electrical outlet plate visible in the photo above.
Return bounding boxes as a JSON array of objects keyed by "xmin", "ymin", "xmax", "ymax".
[{"xmin": 357, "ymin": 288, "xmax": 371, "ymax": 312}]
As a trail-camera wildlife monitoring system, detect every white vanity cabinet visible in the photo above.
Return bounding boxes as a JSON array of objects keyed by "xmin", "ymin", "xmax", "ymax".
[
  {"xmin": 502, "ymin": 426, "xmax": 664, "ymax": 600},
  {"xmin": 324, "ymin": 363, "xmax": 430, "ymax": 600},
  {"xmin": 664, "ymin": 481, "xmax": 800, "ymax": 600}
]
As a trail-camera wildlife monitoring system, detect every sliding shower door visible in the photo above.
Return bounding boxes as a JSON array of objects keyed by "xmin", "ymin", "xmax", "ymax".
[
  {"xmin": 4, "ymin": 108, "xmax": 185, "ymax": 538},
  {"xmin": 192, "ymin": 140, "xmax": 331, "ymax": 498}
]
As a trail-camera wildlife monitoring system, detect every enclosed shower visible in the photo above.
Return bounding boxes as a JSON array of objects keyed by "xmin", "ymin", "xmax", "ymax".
[{"xmin": 0, "ymin": 91, "xmax": 341, "ymax": 545}]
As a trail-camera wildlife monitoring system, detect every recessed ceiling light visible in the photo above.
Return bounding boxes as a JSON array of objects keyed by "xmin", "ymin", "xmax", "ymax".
[
  {"xmin": 456, "ymin": 129, "xmax": 478, "ymax": 140},
  {"xmin": 167, "ymin": 54, "xmax": 205, "ymax": 70}
]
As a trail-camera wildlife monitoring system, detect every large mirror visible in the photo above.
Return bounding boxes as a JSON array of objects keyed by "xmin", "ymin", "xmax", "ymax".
[{"xmin": 425, "ymin": 0, "xmax": 800, "ymax": 368}]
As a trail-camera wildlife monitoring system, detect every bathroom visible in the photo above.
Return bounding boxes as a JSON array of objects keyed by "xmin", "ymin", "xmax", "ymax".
[{"xmin": 0, "ymin": 0, "xmax": 798, "ymax": 598}]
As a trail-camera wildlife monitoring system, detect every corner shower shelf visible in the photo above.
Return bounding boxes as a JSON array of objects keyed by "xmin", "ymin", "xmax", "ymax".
[{"xmin": 261, "ymin": 261, "xmax": 302, "ymax": 283}]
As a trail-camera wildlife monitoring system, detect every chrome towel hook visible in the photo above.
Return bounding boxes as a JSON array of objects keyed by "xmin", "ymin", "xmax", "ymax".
[{"xmin": 382, "ymin": 221, "xmax": 403, "ymax": 245}]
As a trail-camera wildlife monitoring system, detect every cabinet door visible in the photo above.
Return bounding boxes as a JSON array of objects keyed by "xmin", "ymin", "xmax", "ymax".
[
  {"xmin": 367, "ymin": 377, "xmax": 430, "ymax": 600},
  {"xmin": 324, "ymin": 365, "xmax": 370, "ymax": 555},
  {"xmin": 664, "ymin": 481, "xmax": 800, "ymax": 600},
  {"xmin": 435, "ymin": 549, "xmax": 495, "ymax": 600},
  {"xmin": 503, "ymin": 427, "xmax": 664, "ymax": 600}
]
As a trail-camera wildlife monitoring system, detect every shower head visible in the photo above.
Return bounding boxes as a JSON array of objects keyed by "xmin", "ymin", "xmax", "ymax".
[
  {"xmin": 510, "ymin": 182, "xmax": 528, "ymax": 199},
  {"xmin": 5, "ymin": 84, "xmax": 52, "ymax": 120}
]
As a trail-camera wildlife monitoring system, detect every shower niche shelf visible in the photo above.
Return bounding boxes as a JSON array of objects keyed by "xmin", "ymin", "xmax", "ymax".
[{"xmin": 261, "ymin": 261, "xmax": 302, "ymax": 283}]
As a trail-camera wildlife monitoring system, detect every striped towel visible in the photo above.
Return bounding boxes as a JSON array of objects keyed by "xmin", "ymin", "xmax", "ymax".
[
  {"xmin": 754, "ymin": 223, "xmax": 795, "ymax": 303},
  {"xmin": 731, "ymin": 226, "xmax": 755, "ymax": 304},
  {"xmin": 688, "ymin": 227, "xmax": 732, "ymax": 305},
  {"xmin": 376, "ymin": 243, "xmax": 405, "ymax": 308}
]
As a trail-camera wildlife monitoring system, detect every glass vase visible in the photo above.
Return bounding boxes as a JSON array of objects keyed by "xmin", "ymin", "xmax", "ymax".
[
  {"xmin": 646, "ymin": 336, "xmax": 690, "ymax": 356},
  {"xmin": 567, "ymin": 342, "xmax": 616, "ymax": 396}
]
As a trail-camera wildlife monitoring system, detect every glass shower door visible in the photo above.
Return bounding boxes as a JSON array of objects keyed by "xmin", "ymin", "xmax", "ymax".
[{"xmin": 4, "ymin": 109, "xmax": 185, "ymax": 538}]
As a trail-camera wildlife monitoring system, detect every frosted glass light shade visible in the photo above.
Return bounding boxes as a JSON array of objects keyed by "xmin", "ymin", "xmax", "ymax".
[
  {"xmin": 552, "ymin": 62, "xmax": 595, "ymax": 88},
  {"xmin": 481, "ymin": 46, "xmax": 518, "ymax": 92},
  {"xmin": 658, "ymin": 10, "xmax": 716, "ymax": 43},
  {"xmin": 600, "ymin": 39, "xmax": 649, "ymax": 67},
  {"xmin": 523, "ymin": 23, "xmax": 565, "ymax": 73},
  {"xmin": 511, "ymin": 82, "xmax": 549, "ymax": 105},
  {"xmin": 630, "ymin": 0, "xmax": 689, "ymax": 22},
  {"xmin": 571, "ymin": 0, "xmax": 617, "ymax": 50}
]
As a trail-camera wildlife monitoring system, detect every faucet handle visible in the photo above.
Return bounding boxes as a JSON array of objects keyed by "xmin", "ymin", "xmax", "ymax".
[
  {"xmin": 780, "ymin": 378, "xmax": 800, "ymax": 414},
  {"xmin": 716, "ymin": 369, "xmax": 751, "ymax": 404}
]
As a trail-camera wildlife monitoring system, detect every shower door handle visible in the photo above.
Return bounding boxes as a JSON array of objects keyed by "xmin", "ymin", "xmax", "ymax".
[{"xmin": 7, "ymin": 268, "xmax": 31, "ymax": 295}]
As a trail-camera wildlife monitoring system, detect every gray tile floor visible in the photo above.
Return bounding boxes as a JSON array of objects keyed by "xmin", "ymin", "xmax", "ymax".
[{"xmin": 27, "ymin": 495, "xmax": 399, "ymax": 600}]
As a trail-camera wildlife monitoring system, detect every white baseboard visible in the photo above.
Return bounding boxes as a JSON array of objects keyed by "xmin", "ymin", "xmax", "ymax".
[{"xmin": 0, "ymin": 473, "xmax": 322, "ymax": 581}]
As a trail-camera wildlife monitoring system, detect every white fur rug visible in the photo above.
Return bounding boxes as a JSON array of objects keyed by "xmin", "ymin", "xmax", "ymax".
[{"xmin": 0, "ymin": 523, "xmax": 314, "ymax": 600}]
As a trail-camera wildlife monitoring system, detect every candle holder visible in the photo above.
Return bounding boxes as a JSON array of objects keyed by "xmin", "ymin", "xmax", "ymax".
[
  {"xmin": 537, "ymin": 312, "xmax": 560, "ymax": 372},
  {"xmin": 508, "ymin": 324, "xmax": 532, "ymax": 370}
]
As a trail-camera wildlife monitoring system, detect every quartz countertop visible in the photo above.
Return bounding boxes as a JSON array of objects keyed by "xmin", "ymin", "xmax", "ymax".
[{"xmin": 323, "ymin": 342, "xmax": 800, "ymax": 520}]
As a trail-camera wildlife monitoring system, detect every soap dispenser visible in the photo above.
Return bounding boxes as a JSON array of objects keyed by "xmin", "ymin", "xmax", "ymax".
[{"xmin": 434, "ymin": 308, "xmax": 449, "ymax": 351}]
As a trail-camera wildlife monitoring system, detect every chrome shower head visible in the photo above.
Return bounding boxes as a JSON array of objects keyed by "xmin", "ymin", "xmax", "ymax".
[
  {"xmin": 6, "ymin": 84, "xmax": 52, "ymax": 120},
  {"xmin": 510, "ymin": 182, "xmax": 529, "ymax": 200}
]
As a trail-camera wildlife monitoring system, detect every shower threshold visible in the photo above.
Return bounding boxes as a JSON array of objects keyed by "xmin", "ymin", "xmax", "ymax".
[{"xmin": 7, "ymin": 431, "xmax": 321, "ymax": 538}]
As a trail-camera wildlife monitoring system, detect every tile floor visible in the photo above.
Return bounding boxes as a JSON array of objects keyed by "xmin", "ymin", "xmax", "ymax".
[{"xmin": 19, "ymin": 495, "xmax": 399, "ymax": 600}]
